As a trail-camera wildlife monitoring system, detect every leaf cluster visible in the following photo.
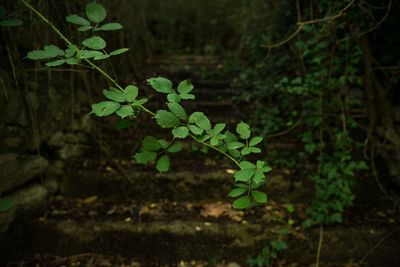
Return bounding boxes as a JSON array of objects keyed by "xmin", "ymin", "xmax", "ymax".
[{"xmin": 26, "ymin": 1, "xmax": 129, "ymax": 67}]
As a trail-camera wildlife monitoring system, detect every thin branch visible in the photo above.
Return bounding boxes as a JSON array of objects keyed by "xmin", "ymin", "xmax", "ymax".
[
  {"xmin": 315, "ymin": 223, "xmax": 324, "ymax": 267},
  {"xmin": 20, "ymin": 0, "xmax": 244, "ymax": 170},
  {"xmin": 263, "ymin": 0, "xmax": 356, "ymax": 49},
  {"xmin": 191, "ymin": 135, "xmax": 240, "ymax": 167},
  {"xmin": 359, "ymin": 227, "xmax": 400, "ymax": 263},
  {"xmin": 266, "ymin": 115, "xmax": 302, "ymax": 139},
  {"xmin": 20, "ymin": 0, "xmax": 156, "ymax": 117},
  {"xmin": 358, "ymin": 0, "xmax": 392, "ymax": 36},
  {"xmin": 299, "ymin": 0, "xmax": 356, "ymax": 26}
]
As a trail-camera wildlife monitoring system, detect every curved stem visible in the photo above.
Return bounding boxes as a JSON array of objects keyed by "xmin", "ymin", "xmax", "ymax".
[
  {"xmin": 21, "ymin": 0, "xmax": 241, "ymax": 170},
  {"xmin": 20, "ymin": 0, "xmax": 155, "ymax": 117},
  {"xmin": 191, "ymin": 135, "xmax": 240, "ymax": 167}
]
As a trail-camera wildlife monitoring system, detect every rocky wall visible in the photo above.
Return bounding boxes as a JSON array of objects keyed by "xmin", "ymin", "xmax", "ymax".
[{"xmin": 0, "ymin": 65, "xmax": 93, "ymax": 233}]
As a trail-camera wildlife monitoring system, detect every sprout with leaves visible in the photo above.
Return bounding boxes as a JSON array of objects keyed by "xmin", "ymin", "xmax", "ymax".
[{"xmin": 20, "ymin": 0, "xmax": 272, "ymax": 210}]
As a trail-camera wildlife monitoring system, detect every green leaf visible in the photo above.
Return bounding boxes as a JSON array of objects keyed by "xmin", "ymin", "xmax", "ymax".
[
  {"xmin": 0, "ymin": 199, "xmax": 13, "ymax": 212},
  {"xmin": 253, "ymin": 170, "xmax": 265, "ymax": 184},
  {"xmin": 133, "ymin": 98, "xmax": 148, "ymax": 106},
  {"xmin": 249, "ymin": 136, "xmax": 263, "ymax": 146},
  {"xmin": 124, "ymin": 85, "xmax": 138, "ymax": 102},
  {"xmin": 236, "ymin": 122, "xmax": 251, "ymax": 139},
  {"xmin": 168, "ymin": 143, "xmax": 183, "ymax": 153},
  {"xmin": 91, "ymin": 101, "xmax": 120, "ymax": 117},
  {"xmin": 172, "ymin": 126, "xmax": 189, "ymax": 139},
  {"xmin": 85, "ymin": 1, "xmax": 107, "ymax": 23},
  {"xmin": 210, "ymin": 137, "xmax": 219, "ymax": 146},
  {"xmin": 94, "ymin": 54, "xmax": 110, "ymax": 60},
  {"xmin": 261, "ymin": 166, "xmax": 272, "ymax": 173},
  {"xmin": 66, "ymin": 14, "xmax": 91, "ymax": 26},
  {"xmin": 66, "ymin": 58, "xmax": 81, "ymax": 65},
  {"xmin": 96, "ymin": 22, "xmax": 122, "ymax": 31},
  {"xmin": 241, "ymin": 147, "xmax": 252, "ymax": 155},
  {"xmin": 103, "ymin": 88, "xmax": 125, "ymax": 102},
  {"xmin": 249, "ymin": 147, "xmax": 261, "ymax": 153},
  {"xmin": 158, "ymin": 139, "xmax": 169, "ymax": 149},
  {"xmin": 251, "ymin": 190, "xmax": 267, "ymax": 203},
  {"xmin": 116, "ymin": 105, "xmax": 134, "ymax": 118},
  {"xmin": 234, "ymin": 169, "xmax": 255, "ymax": 182},
  {"xmin": 65, "ymin": 45, "xmax": 78, "ymax": 58},
  {"xmin": 78, "ymin": 25, "xmax": 93, "ymax": 31},
  {"xmin": 232, "ymin": 196, "xmax": 251, "ymax": 209},
  {"xmin": 142, "ymin": 136, "xmax": 161, "ymax": 151},
  {"xmin": 114, "ymin": 119, "xmax": 135, "ymax": 129},
  {"xmin": 45, "ymin": 59, "xmax": 65, "ymax": 67},
  {"xmin": 235, "ymin": 183, "xmax": 249, "ymax": 189},
  {"xmin": 147, "ymin": 77, "xmax": 173, "ymax": 94},
  {"xmin": 180, "ymin": 93, "xmax": 195, "ymax": 100},
  {"xmin": 271, "ymin": 240, "xmax": 288, "ymax": 251},
  {"xmin": 189, "ymin": 112, "xmax": 211, "ymax": 131},
  {"xmin": 177, "ymin": 80, "xmax": 194, "ymax": 94},
  {"xmin": 110, "ymin": 48, "xmax": 129, "ymax": 56},
  {"xmin": 168, "ymin": 103, "xmax": 187, "ymax": 120},
  {"xmin": 227, "ymin": 141, "xmax": 245, "ymax": 150},
  {"xmin": 212, "ymin": 123, "xmax": 226, "ymax": 134},
  {"xmin": 256, "ymin": 160, "xmax": 265, "ymax": 168},
  {"xmin": 77, "ymin": 50, "xmax": 104, "ymax": 59},
  {"xmin": 167, "ymin": 93, "xmax": 181, "ymax": 103},
  {"xmin": 156, "ymin": 155, "xmax": 170, "ymax": 172},
  {"xmin": 228, "ymin": 149, "xmax": 241, "ymax": 158},
  {"xmin": 82, "ymin": 36, "xmax": 106, "ymax": 50},
  {"xmin": 239, "ymin": 161, "xmax": 256, "ymax": 170},
  {"xmin": 224, "ymin": 130, "xmax": 238, "ymax": 143},
  {"xmin": 228, "ymin": 188, "xmax": 247, "ymax": 197},
  {"xmin": 134, "ymin": 150, "xmax": 157, "ymax": 164},
  {"xmin": 0, "ymin": 18, "xmax": 23, "ymax": 27},
  {"xmin": 188, "ymin": 125, "xmax": 203, "ymax": 135},
  {"xmin": 26, "ymin": 45, "xmax": 65, "ymax": 60},
  {"xmin": 155, "ymin": 110, "xmax": 180, "ymax": 128}
]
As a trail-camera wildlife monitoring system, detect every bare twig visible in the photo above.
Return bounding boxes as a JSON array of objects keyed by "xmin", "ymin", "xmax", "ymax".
[
  {"xmin": 263, "ymin": 0, "xmax": 356, "ymax": 49},
  {"xmin": 358, "ymin": 0, "xmax": 392, "ymax": 36},
  {"xmin": 359, "ymin": 227, "xmax": 400, "ymax": 263},
  {"xmin": 315, "ymin": 223, "xmax": 324, "ymax": 267}
]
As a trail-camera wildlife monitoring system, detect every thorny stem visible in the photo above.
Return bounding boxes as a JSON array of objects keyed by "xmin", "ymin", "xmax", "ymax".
[{"xmin": 21, "ymin": 0, "xmax": 242, "ymax": 168}]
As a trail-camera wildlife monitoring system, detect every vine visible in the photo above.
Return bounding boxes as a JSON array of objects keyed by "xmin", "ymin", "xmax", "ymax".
[{"xmin": 19, "ymin": 0, "xmax": 271, "ymax": 209}]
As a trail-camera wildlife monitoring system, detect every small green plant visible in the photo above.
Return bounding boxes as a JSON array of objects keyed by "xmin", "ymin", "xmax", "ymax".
[
  {"xmin": 247, "ymin": 205, "xmax": 294, "ymax": 266},
  {"xmin": 21, "ymin": 0, "xmax": 271, "ymax": 210},
  {"xmin": 0, "ymin": 198, "xmax": 13, "ymax": 212},
  {"xmin": 0, "ymin": 4, "xmax": 23, "ymax": 27}
]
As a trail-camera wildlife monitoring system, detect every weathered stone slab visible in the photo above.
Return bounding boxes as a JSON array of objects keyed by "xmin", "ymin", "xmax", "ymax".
[
  {"xmin": 0, "ymin": 184, "xmax": 48, "ymax": 232},
  {"xmin": 0, "ymin": 154, "xmax": 48, "ymax": 193}
]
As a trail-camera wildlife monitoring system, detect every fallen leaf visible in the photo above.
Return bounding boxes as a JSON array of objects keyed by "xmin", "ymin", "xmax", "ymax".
[{"xmin": 82, "ymin": 196, "xmax": 98, "ymax": 205}]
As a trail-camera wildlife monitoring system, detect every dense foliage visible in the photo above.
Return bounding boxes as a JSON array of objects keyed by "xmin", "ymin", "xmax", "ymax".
[{"xmin": 227, "ymin": 0, "xmax": 399, "ymax": 226}]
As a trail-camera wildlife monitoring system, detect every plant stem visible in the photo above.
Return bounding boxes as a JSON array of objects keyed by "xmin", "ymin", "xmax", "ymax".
[
  {"xmin": 315, "ymin": 223, "xmax": 324, "ymax": 267},
  {"xmin": 191, "ymin": 135, "xmax": 240, "ymax": 167},
  {"xmin": 20, "ymin": 0, "xmax": 155, "ymax": 117},
  {"xmin": 21, "ymin": 0, "xmax": 242, "ymax": 169}
]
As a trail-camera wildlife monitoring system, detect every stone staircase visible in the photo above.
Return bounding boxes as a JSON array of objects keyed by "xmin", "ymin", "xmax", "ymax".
[
  {"xmin": 2, "ymin": 55, "xmax": 272, "ymax": 266},
  {"xmin": 3, "ymin": 55, "xmax": 399, "ymax": 267}
]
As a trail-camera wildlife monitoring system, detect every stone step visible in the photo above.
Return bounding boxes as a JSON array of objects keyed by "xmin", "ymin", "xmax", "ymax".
[
  {"xmin": 2, "ymin": 197, "xmax": 292, "ymax": 265},
  {"xmin": 5, "ymin": 206, "xmax": 398, "ymax": 266},
  {"xmin": 60, "ymin": 167, "xmax": 238, "ymax": 201},
  {"xmin": 58, "ymin": 157, "xmax": 308, "ymax": 203},
  {"xmin": 9, "ymin": 217, "xmax": 268, "ymax": 265}
]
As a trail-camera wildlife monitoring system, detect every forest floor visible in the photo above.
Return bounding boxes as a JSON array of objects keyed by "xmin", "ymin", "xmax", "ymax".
[{"xmin": 3, "ymin": 55, "xmax": 400, "ymax": 267}]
